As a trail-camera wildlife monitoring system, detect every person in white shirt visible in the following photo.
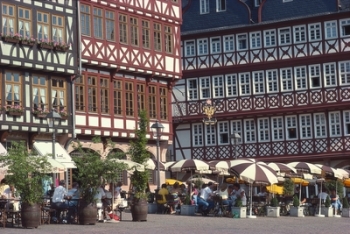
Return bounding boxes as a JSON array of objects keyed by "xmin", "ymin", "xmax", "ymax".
[
  {"xmin": 51, "ymin": 180, "xmax": 73, "ymax": 223},
  {"xmin": 95, "ymin": 184, "xmax": 106, "ymax": 222},
  {"xmin": 197, "ymin": 182, "xmax": 215, "ymax": 215},
  {"xmin": 318, "ymin": 188, "xmax": 329, "ymax": 201},
  {"xmin": 233, "ymin": 183, "xmax": 247, "ymax": 206}
]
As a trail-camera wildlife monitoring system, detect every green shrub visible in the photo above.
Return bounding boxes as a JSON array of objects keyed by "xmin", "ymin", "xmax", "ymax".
[
  {"xmin": 293, "ymin": 195, "xmax": 300, "ymax": 207},
  {"xmin": 325, "ymin": 196, "xmax": 331, "ymax": 208},
  {"xmin": 234, "ymin": 197, "xmax": 242, "ymax": 207},
  {"xmin": 343, "ymin": 197, "xmax": 349, "ymax": 209},
  {"xmin": 270, "ymin": 197, "xmax": 279, "ymax": 207}
]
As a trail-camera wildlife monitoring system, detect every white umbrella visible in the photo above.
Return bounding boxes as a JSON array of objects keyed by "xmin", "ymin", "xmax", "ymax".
[
  {"xmin": 145, "ymin": 158, "xmax": 165, "ymax": 170},
  {"xmin": 169, "ymin": 159, "xmax": 210, "ymax": 172},
  {"xmin": 164, "ymin": 161, "xmax": 176, "ymax": 170},
  {"xmin": 268, "ymin": 162, "xmax": 297, "ymax": 175},
  {"xmin": 229, "ymin": 160, "xmax": 278, "ymax": 218},
  {"xmin": 110, "ymin": 159, "xmax": 145, "ymax": 172}
]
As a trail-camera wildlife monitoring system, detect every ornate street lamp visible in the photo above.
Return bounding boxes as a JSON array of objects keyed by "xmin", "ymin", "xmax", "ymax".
[
  {"xmin": 46, "ymin": 109, "xmax": 62, "ymax": 187},
  {"xmin": 151, "ymin": 120, "xmax": 164, "ymax": 190}
]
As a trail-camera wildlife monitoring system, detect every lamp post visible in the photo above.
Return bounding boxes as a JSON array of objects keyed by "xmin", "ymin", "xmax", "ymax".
[
  {"xmin": 151, "ymin": 120, "xmax": 164, "ymax": 190},
  {"xmin": 46, "ymin": 109, "xmax": 62, "ymax": 188},
  {"xmin": 230, "ymin": 132, "xmax": 241, "ymax": 182}
]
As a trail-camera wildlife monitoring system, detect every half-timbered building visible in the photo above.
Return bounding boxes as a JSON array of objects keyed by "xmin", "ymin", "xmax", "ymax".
[
  {"xmin": 172, "ymin": 0, "xmax": 350, "ymax": 172},
  {"xmin": 69, "ymin": 0, "xmax": 182, "ymax": 190},
  {"xmin": 0, "ymin": 0, "xmax": 78, "ymax": 181}
]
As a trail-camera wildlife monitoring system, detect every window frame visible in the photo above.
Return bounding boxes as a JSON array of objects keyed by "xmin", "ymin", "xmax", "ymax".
[
  {"xmin": 32, "ymin": 74, "xmax": 48, "ymax": 111},
  {"xmin": 160, "ymin": 87, "xmax": 168, "ymax": 120},
  {"xmin": 231, "ymin": 120, "xmax": 242, "ymax": 144},
  {"xmin": 299, "ymin": 114, "xmax": 312, "ymax": 139},
  {"xmin": 223, "ymin": 35, "xmax": 235, "ymax": 52},
  {"xmin": 125, "ymin": 81, "xmax": 134, "ymax": 116},
  {"xmin": 308, "ymin": 23, "xmax": 321, "ymax": 41},
  {"xmin": 130, "ymin": 17, "xmax": 139, "ymax": 46},
  {"xmin": 93, "ymin": 7, "xmax": 103, "ymax": 39},
  {"xmin": 113, "ymin": 80, "xmax": 122, "ymax": 115},
  {"xmin": 142, "ymin": 20, "xmax": 150, "ymax": 49},
  {"xmin": 197, "ymin": 38, "xmax": 208, "ymax": 55},
  {"xmin": 205, "ymin": 124, "xmax": 216, "ymax": 146},
  {"xmin": 212, "ymin": 75, "xmax": 224, "ymax": 98},
  {"xmin": 185, "ymin": 40, "xmax": 195, "ymax": 57},
  {"xmin": 314, "ymin": 113, "xmax": 327, "ymax": 138},
  {"xmin": 325, "ymin": 20, "xmax": 337, "ymax": 39},
  {"xmin": 200, "ymin": 0, "xmax": 209, "ymax": 14},
  {"xmin": 340, "ymin": 18, "xmax": 350, "ymax": 37},
  {"xmin": 164, "ymin": 25, "xmax": 173, "ymax": 53},
  {"xmin": 329, "ymin": 111, "xmax": 341, "ymax": 137},
  {"xmin": 264, "ymin": 29, "xmax": 276, "ymax": 47},
  {"xmin": 100, "ymin": 78, "xmax": 109, "ymax": 114},
  {"xmin": 218, "ymin": 121, "xmax": 229, "ymax": 145},
  {"xmin": 280, "ymin": 68, "xmax": 293, "ymax": 91},
  {"xmin": 344, "ymin": 111, "xmax": 350, "ymax": 136},
  {"xmin": 309, "ymin": 64, "xmax": 321, "ymax": 89},
  {"xmin": 18, "ymin": 7, "xmax": 31, "ymax": 39},
  {"xmin": 285, "ymin": 115, "xmax": 298, "ymax": 140},
  {"xmin": 226, "ymin": 74, "xmax": 238, "ymax": 97},
  {"xmin": 193, "ymin": 123, "xmax": 203, "ymax": 146},
  {"xmin": 51, "ymin": 77, "xmax": 67, "ymax": 112},
  {"xmin": 216, "ymin": 0, "xmax": 226, "ymax": 12},
  {"xmin": 2, "ymin": 3, "xmax": 16, "ymax": 35},
  {"xmin": 258, "ymin": 118, "xmax": 270, "ymax": 142},
  {"xmin": 210, "ymin": 37, "xmax": 221, "ymax": 54},
  {"xmin": 80, "ymin": 4, "xmax": 91, "ymax": 36},
  {"xmin": 239, "ymin": 73, "xmax": 251, "ymax": 96},
  {"xmin": 75, "ymin": 75, "xmax": 85, "ymax": 112},
  {"xmin": 253, "ymin": 71, "xmax": 264, "ymax": 94},
  {"xmin": 244, "ymin": 119, "xmax": 256, "ymax": 143},
  {"xmin": 266, "ymin": 69, "xmax": 278, "ymax": 93},
  {"xmin": 237, "ymin": 33, "xmax": 248, "ymax": 51},
  {"xmin": 323, "ymin": 62, "xmax": 337, "ymax": 87},
  {"xmin": 187, "ymin": 78, "xmax": 198, "ymax": 100},
  {"xmin": 293, "ymin": 25, "xmax": 306, "ymax": 44},
  {"xmin": 279, "ymin": 27, "xmax": 291, "ymax": 45},
  {"xmin": 250, "ymin": 31, "xmax": 261, "ymax": 49},
  {"xmin": 4, "ymin": 71, "xmax": 22, "ymax": 107},
  {"xmin": 199, "ymin": 77, "xmax": 211, "ymax": 99},
  {"xmin": 294, "ymin": 66, "xmax": 307, "ymax": 90},
  {"xmin": 148, "ymin": 85, "xmax": 157, "ymax": 119},
  {"xmin": 271, "ymin": 117, "xmax": 284, "ymax": 141},
  {"xmin": 339, "ymin": 61, "xmax": 350, "ymax": 85},
  {"xmin": 105, "ymin": 10, "xmax": 115, "ymax": 41},
  {"xmin": 119, "ymin": 14, "xmax": 128, "ymax": 44}
]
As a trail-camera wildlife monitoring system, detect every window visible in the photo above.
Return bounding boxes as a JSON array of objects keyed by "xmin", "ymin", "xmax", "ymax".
[
  {"xmin": 200, "ymin": 77, "xmax": 210, "ymax": 99},
  {"xmin": 113, "ymin": 80, "xmax": 122, "ymax": 115},
  {"xmin": 237, "ymin": 34, "xmax": 247, "ymax": 50},
  {"xmin": 279, "ymin": 28, "xmax": 291, "ymax": 45},
  {"xmin": 160, "ymin": 87, "xmax": 167, "ymax": 120},
  {"xmin": 253, "ymin": 71, "xmax": 264, "ymax": 94},
  {"xmin": 142, "ymin": 20, "xmax": 150, "ymax": 49},
  {"xmin": 4, "ymin": 71, "xmax": 21, "ymax": 106},
  {"xmin": 80, "ymin": 4, "xmax": 90, "ymax": 36},
  {"xmin": 100, "ymin": 78, "xmax": 109, "ymax": 114},
  {"xmin": 258, "ymin": 118, "xmax": 269, "ymax": 142},
  {"xmin": 2, "ymin": 3, "xmax": 15, "ymax": 35},
  {"xmin": 264, "ymin": 30, "xmax": 276, "ymax": 47},
  {"xmin": 250, "ymin": 31, "xmax": 261, "ymax": 49},
  {"xmin": 198, "ymin": 38, "xmax": 208, "ymax": 55},
  {"xmin": 32, "ymin": 75, "xmax": 48, "ymax": 110},
  {"xmin": 216, "ymin": 0, "xmax": 226, "ymax": 12},
  {"xmin": 205, "ymin": 125, "xmax": 216, "ymax": 145},
  {"xmin": 154, "ymin": 23, "xmax": 161, "ymax": 51},
  {"xmin": 137, "ymin": 84, "xmax": 145, "ymax": 112},
  {"xmin": 211, "ymin": 37, "xmax": 221, "ymax": 54},
  {"xmin": 226, "ymin": 74, "xmax": 237, "ymax": 97},
  {"xmin": 329, "ymin": 112, "xmax": 341, "ymax": 136},
  {"xmin": 231, "ymin": 120, "xmax": 242, "ymax": 144},
  {"xmin": 280, "ymin": 68, "xmax": 293, "ymax": 91},
  {"xmin": 239, "ymin": 73, "xmax": 250, "ymax": 95},
  {"xmin": 309, "ymin": 23, "xmax": 321, "ymax": 41},
  {"xmin": 18, "ymin": 7, "xmax": 31, "ymax": 38},
  {"xmin": 254, "ymin": 0, "xmax": 262, "ymax": 7},
  {"xmin": 148, "ymin": 85, "xmax": 156, "ymax": 119},
  {"xmin": 87, "ymin": 76, "xmax": 97, "ymax": 112},
  {"xmin": 314, "ymin": 113, "xmax": 326, "ymax": 137},
  {"xmin": 339, "ymin": 61, "xmax": 350, "ymax": 85},
  {"xmin": 340, "ymin": 18, "xmax": 350, "ymax": 37},
  {"xmin": 130, "ymin": 17, "xmax": 138, "ymax": 46},
  {"xmin": 187, "ymin": 78, "xmax": 198, "ymax": 100},
  {"xmin": 51, "ymin": 78, "xmax": 66, "ymax": 112},
  {"xmin": 37, "ymin": 11, "xmax": 50, "ymax": 40},
  {"xmin": 105, "ymin": 10, "xmax": 115, "ymax": 41},
  {"xmin": 164, "ymin": 25, "xmax": 173, "ymax": 53},
  {"xmin": 244, "ymin": 119, "xmax": 256, "ymax": 143},
  {"xmin": 200, "ymin": 0, "xmax": 209, "ymax": 14},
  {"xmin": 193, "ymin": 123, "xmax": 203, "ymax": 146},
  {"xmin": 125, "ymin": 82, "xmax": 134, "ymax": 116},
  {"xmin": 325, "ymin": 21, "xmax": 337, "ymax": 39},
  {"xmin": 218, "ymin": 122, "xmax": 229, "ymax": 144},
  {"xmin": 224, "ymin": 35, "xmax": 234, "ymax": 52},
  {"xmin": 285, "ymin": 116, "xmax": 297, "ymax": 139},
  {"xmin": 75, "ymin": 76, "xmax": 85, "ymax": 111},
  {"xmin": 119, "ymin": 14, "xmax": 127, "ymax": 44},
  {"xmin": 344, "ymin": 111, "xmax": 350, "ymax": 135},
  {"xmin": 266, "ymin": 70, "xmax": 278, "ymax": 92},
  {"xmin": 213, "ymin": 76, "xmax": 223, "ymax": 98},
  {"xmin": 300, "ymin": 114, "xmax": 312, "ymax": 139},
  {"xmin": 93, "ymin": 7, "xmax": 103, "ymax": 39},
  {"xmin": 293, "ymin": 25, "xmax": 306, "ymax": 43},
  {"xmin": 309, "ymin": 64, "xmax": 321, "ymax": 88},
  {"xmin": 294, "ymin": 66, "xmax": 307, "ymax": 90},
  {"xmin": 185, "ymin": 40, "xmax": 195, "ymax": 56},
  {"xmin": 52, "ymin": 14, "xmax": 64, "ymax": 42},
  {"xmin": 324, "ymin": 63, "xmax": 337, "ymax": 87},
  {"xmin": 271, "ymin": 117, "xmax": 284, "ymax": 141}
]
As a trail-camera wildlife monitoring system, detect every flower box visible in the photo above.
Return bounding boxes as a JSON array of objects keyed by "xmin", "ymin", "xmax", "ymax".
[
  {"xmin": 21, "ymin": 40, "xmax": 36, "ymax": 47},
  {"xmin": 38, "ymin": 43, "xmax": 54, "ymax": 50},
  {"xmin": 4, "ymin": 37, "xmax": 20, "ymax": 44},
  {"xmin": 54, "ymin": 46, "xmax": 69, "ymax": 52},
  {"xmin": 7, "ymin": 111, "xmax": 23, "ymax": 117},
  {"xmin": 60, "ymin": 115, "xmax": 68, "ymax": 120},
  {"xmin": 33, "ymin": 113, "xmax": 48, "ymax": 118}
]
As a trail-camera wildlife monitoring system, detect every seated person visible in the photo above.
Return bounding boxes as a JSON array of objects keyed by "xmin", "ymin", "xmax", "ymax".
[
  {"xmin": 170, "ymin": 182, "xmax": 182, "ymax": 214},
  {"xmin": 317, "ymin": 188, "xmax": 328, "ymax": 202},
  {"xmin": 330, "ymin": 189, "xmax": 342, "ymax": 214},
  {"xmin": 218, "ymin": 183, "xmax": 232, "ymax": 211},
  {"xmin": 294, "ymin": 187, "xmax": 306, "ymax": 205},
  {"xmin": 3, "ymin": 184, "xmax": 20, "ymax": 211},
  {"xmin": 197, "ymin": 182, "xmax": 215, "ymax": 215},
  {"xmin": 51, "ymin": 180, "xmax": 73, "ymax": 223},
  {"xmin": 156, "ymin": 184, "xmax": 169, "ymax": 214},
  {"xmin": 95, "ymin": 184, "xmax": 106, "ymax": 222},
  {"xmin": 67, "ymin": 182, "xmax": 80, "ymax": 222},
  {"xmin": 233, "ymin": 183, "xmax": 247, "ymax": 206}
]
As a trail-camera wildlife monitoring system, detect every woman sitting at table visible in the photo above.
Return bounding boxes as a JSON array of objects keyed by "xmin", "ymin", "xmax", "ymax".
[
  {"xmin": 170, "ymin": 182, "xmax": 182, "ymax": 214},
  {"xmin": 218, "ymin": 184, "xmax": 232, "ymax": 210},
  {"xmin": 3, "ymin": 184, "xmax": 20, "ymax": 211}
]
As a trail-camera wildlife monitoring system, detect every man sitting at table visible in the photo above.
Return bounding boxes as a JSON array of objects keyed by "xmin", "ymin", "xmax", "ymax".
[
  {"xmin": 197, "ymin": 182, "xmax": 215, "ymax": 216},
  {"xmin": 156, "ymin": 183, "xmax": 169, "ymax": 214},
  {"xmin": 51, "ymin": 180, "xmax": 73, "ymax": 223}
]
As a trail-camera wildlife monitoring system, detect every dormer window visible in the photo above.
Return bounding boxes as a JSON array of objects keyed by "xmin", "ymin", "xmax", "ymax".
[
  {"xmin": 254, "ymin": 0, "xmax": 262, "ymax": 7},
  {"xmin": 200, "ymin": 0, "xmax": 209, "ymax": 14},
  {"xmin": 216, "ymin": 0, "xmax": 226, "ymax": 12}
]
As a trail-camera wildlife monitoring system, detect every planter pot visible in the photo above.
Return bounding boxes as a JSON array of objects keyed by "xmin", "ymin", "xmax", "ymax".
[
  {"xmin": 79, "ymin": 202, "xmax": 97, "ymax": 225},
  {"xmin": 7, "ymin": 111, "xmax": 23, "ymax": 117},
  {"xmin": 148, "ymin": 203, "xmax": 157, "ymax": 214},
  {"xmin": 34, "ymin": 113, "xmax": 48, "ymax": 118},
  {"xmin": 21, "ymin": 40, "xmax": 35, "ymax": 46},
  {"xmin": 54, "ymin": 46, "xmax": 69, "ymax": 52},
  {"xmin": 321, "ymin": 207, "xmax": 333, "ymax": 217},
  {"xmin": 180, "ymin": 205, "xmax": 196, "ymax": 216},
  {"xmin": 266, "ymin": 206, "xmax": 280, "ymax": 217},
  {"xmin": 232, "ymin": 207, "xmax": 247, "ymax": 218},
  {"xmin": 290, "ymin": 206, "xmax": 305, "ymax": 217},
  {"xmin": 4, "ymin": 37, "xmax": 20, "ymax": 43},
  {"xmin": 21, "ymin": 203, "xmax": 41, "ymax": 228},
  {"xmin": 38, "ymin": 43, "xmax": 54, "ymax": 50},
  {"xmin": 60, "ymin": 115, "xmax": 68, "ymax": 120},
  {"xmin": 342, "ymin": 208, "xmax": 350, "ymax": 217},
  {"xmin": 130, "ymin": 198, "xmax": 148, "ymax": 221}
]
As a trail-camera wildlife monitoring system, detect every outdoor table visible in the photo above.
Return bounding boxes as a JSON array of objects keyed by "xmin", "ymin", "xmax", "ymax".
[{"xmin": 0, "ymin": 198, "xmax": 20, "ymax": 228}]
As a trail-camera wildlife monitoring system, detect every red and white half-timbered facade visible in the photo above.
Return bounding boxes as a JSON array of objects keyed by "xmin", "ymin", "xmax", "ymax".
[
  {"xmin": 172, "ymin": 0, "xmax": 350, "ymax": 170},
  {"xmin": 70, "ymin": 0, "xmax": 182, "ymax": 190}
]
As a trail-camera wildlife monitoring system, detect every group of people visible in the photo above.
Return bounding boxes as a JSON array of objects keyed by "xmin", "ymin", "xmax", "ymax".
[
  {"xmin": 49, "ymin": 180, "xmax": 124, "ymax": 224},
  {"xmin": 0, "ymin": 178, "xmax": 20, "ymax": 211}
]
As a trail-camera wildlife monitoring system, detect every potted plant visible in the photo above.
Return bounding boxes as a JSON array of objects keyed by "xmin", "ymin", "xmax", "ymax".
[
  {"xmin": 20, "ymin": 36, "xmax": 36, "ymax": 46},
  {"xmin": 128, "ymin": 110, "xmax": 150, "ymax": 221},
  {"xmin": 1, "ymin": 32, "xmax": 21, "ymax": 43},
  {"xmin": 289, "ymin": 195, "xmax": 304, "ymax": 217},
  {"xmin": 37, "ymin": 38, "xmax": 55, "ymax": 50},
  {"xmin": 232, "ymin": 196, "xmax": 247, "ymax": 218},
  {"xmin": 321, "ymin": 195, "xmax": 333, "ymax": 217},
  {"xmin": 32, "ymin": 107, "xmax": 50, "ymax": 118},
  {"xmin": 71, "ymin": 137, "xmax": 127, "ymax": 225},
  {"xmin": 2, "ymin": 104, "xmax": 24, "ymax": 116},
  {"xmin": 54, "ymin": 42, "xmax": 71, "ymax": 52},
  {"xmin": 180, "ymin": 194, "xmax": 196, "ymax": 216},
  {"xmin": 266, "ymin": 197, "xmax": 280, "ymax": 217},
  {"xmin": 58, "ymin": 109, "xmax": 69, "ymax": 120},
  {"xmin": 342, "ymin": 197, "xmax": 350, "ymax": 217},
  {"xmin": 0, "ymin": 141, "xmax": 52, "ymax": 228}
]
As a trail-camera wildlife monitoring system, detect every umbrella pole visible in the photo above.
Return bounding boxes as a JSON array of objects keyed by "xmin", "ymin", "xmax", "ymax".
[
  {"xmin": 315, "ymin": 180, "xmax": 325, "ymax": 217},
  {"xmin": 247, "ymin": 183, "xmax": 256, "ymax": 218}
]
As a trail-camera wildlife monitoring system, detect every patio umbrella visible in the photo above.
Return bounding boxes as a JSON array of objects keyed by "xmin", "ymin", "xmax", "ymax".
[
  {"xmin": 336, "ymin": 168, "xmax": 350, "ymax": 179},
  {"xmin": 208, "ymin": 160, "xmax": 230, "ymax": 183},
  {"xmin": 164, "ymin": 161, "xmax": 176, "ymax": 170},
  {"xmin": 229, "ymin": 160, "xmax": 278, "ymax": 218},
  {"xmin": 287, "ymin": 162, "xmax": 322, "ymax": 175},
  {"xmin": 190, "ymin": 177, "xmax": 218, "ymax": 185},
  {"xmin": 165, "ymin": 179, "xmax": 183, "ymax": 186},
  {"xmin": 169, "ymin": 159, "xmax": 210, "ymax": 172},
  {"xmin": 145, "ymin": 158, "xmax": 165, "ymax": 170},
  {"xmin": 268, "ymin": 162, "xmax": 297, "ymax": 175}
]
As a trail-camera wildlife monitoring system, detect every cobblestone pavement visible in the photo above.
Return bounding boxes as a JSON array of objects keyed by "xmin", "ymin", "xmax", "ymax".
[{"xmin": 1, "ymin": 212, "xmax": 349, "ymax": 234}]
